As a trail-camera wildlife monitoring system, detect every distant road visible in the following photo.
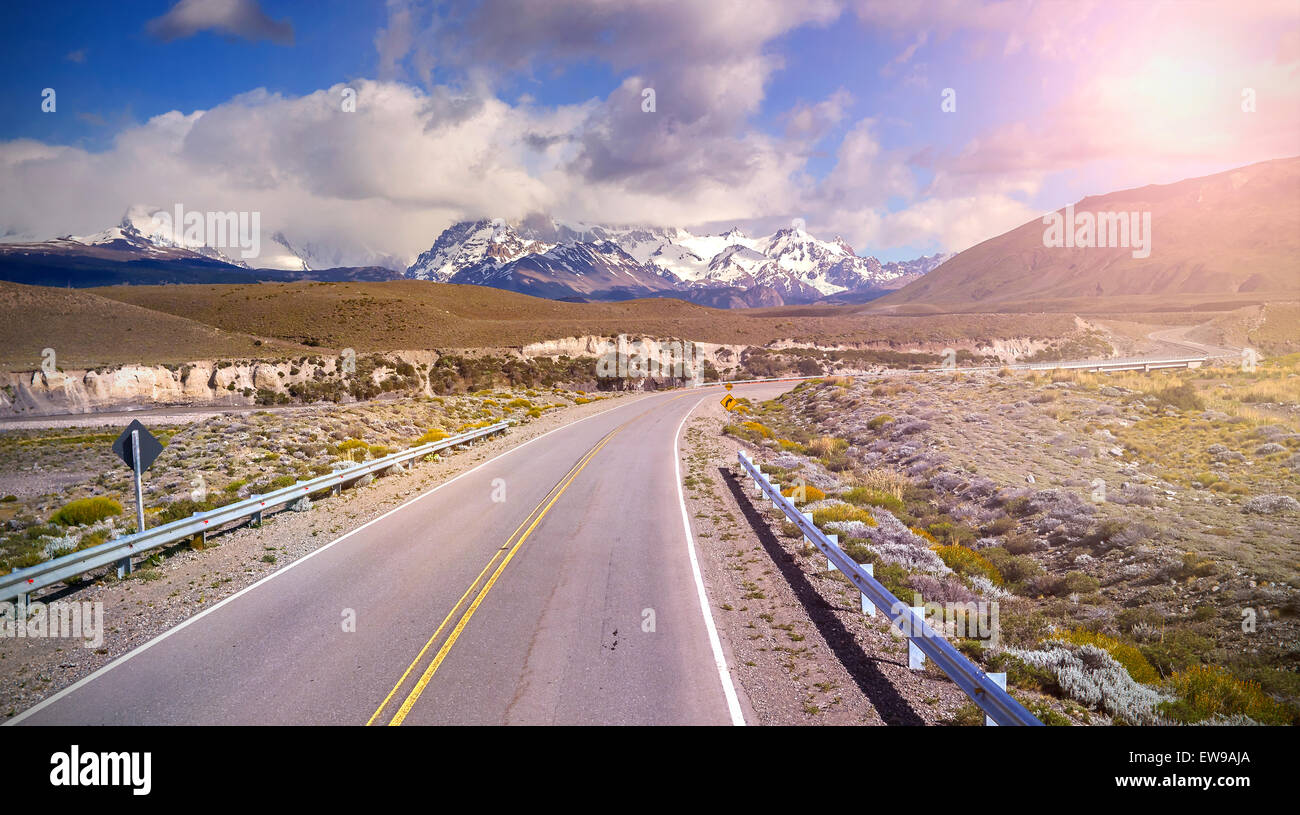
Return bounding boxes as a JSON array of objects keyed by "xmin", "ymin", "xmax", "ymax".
[
  {"xmin": 1146, "ymin": 324, "xmax": 1239, "ymax": 360},
  {"xmin": 11, "ymin": 382, "xmax": 790, "ymax": 726}
]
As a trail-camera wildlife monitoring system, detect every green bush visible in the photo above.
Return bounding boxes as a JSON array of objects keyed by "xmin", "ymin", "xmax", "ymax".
[
  {"xmin": 935, "ymin": 544, "xmax": 1002, "ymax": 584},
  {"xmin": 1063, "ymin": 571, "xmax": 1100, "ymax": 593},
  {"xmin": 156, "ymin": 498, "xmax": 211, "ymax": 524},
  {"xmin": 76, "ymin": 528, "xmax": 110, "ymax": 550},
  {"xmin": 842, "ymin": 540, "xmax": 872, "ymax": 562},
  {"xmin": 811, "ymin": 503, "xmax": 877, "ymax": 528},
  {"xmin": 50, "ymin": 497, "xmax": 122, "ymax": 527},
  {"xmin": 155, "ymin": 494, "xmax": 239, "ymax": 524},
  {"xmin": 982, "ymin": 547, "xmax": 1042, "ymax": 586},
  {"xmin": 1160, "ymin": 666, "xmax": 1292, "ymax": 725},
  {"xmin": 982, "ymin": 516, "xmax": 1017, "ymax": 536},
  {"xmin": 1140, "ymin": 629, "xmax": 1215, "ymax": 676},
  {"xmin": 986, "ymin": 652, "xmax": 1058, "ymax": 694},
  {"xmin": 841, "ymin": 487, "xmax": 904, "ymax": 513},
  {"xmin": 1152, "ymin": 383, "xmax": 1204, "ymax": 411},
  {"xmin": 337, "ymin": 438, "xmax": 369, "ymax": 457},
  {"xmin": 926, "ymin": 521, "xmax": 976, "ymax": 546}
]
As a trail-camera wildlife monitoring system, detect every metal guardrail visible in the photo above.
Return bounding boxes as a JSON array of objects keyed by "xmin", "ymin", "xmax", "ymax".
[
  {"xmin": 1, "ymin": 421, "xmax": 510, "ymax": 603},
  {"xmin": 736, "ymin": 450, "xmax": 1043, "ymax": 726},
  {"xmin": 709, "ymin": 355, "xmax": 1208, "ymax": 387},
  {"xmin": 942, "ymin": 356, "xmax": 1208, "ymax": 374}
]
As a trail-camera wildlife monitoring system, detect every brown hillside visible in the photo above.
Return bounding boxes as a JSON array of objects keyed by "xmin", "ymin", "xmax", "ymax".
[
  {"xmin": 876, "ymin": 156, "xmax": 1300, "ymax": 310},
  {"xmin": 89, "ymin": 281, "xmax": 1079, "ymax": 353},
  {"xmin": 0, "ymin": 281, "xmax": 303, "ymax": 371}
]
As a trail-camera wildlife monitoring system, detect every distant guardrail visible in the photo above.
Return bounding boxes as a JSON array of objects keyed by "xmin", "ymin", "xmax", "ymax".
[
  {"xmin": 736, "ymin": 450, "xmax": 1043, "ymax": 726},
  {"xmin": 962, "ymin": 356, "xmax": 1207, "ymax": 374},
  {"xmin": 707, "ymin": 355, "xmax": 1209, "ymax": 386},
  {"xmin": 1, "ymin": 421, "xmax": 510, "ymax": 604}
]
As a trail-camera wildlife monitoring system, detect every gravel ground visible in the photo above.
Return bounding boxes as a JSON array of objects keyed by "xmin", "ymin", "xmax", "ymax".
[{"xmin": 0, "ymin": 392, "xmax": 640, "ymax": 721}]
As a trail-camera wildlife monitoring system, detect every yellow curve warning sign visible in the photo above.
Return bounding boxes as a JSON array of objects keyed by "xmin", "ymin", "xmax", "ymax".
[{"xmin": 720, "ymin": 394, "xmax": 737, "ymax": 410}]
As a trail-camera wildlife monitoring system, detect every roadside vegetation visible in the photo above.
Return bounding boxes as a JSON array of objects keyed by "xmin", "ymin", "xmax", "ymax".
[
  {"xmin": 0, "ymin": 388, "xmax": 606, "ymax": 576},
  {"xmin": 729, "ymin": 355, "xmax": 1299, "ymax": 725}
]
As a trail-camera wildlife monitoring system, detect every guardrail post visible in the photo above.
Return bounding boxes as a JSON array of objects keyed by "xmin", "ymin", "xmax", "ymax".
[
  {"xmin": 860, "ymin": 563, "xmax": 875, "ymax": 615},
  {"xmin": 252, "ymin": 510, "xmax": 262, "ymax": 527},
  {"xmin": 826, "ymin": 534, "xmax": 838, "ymax": 572},
  {"xmin": 770, "ymin": 485, "xmax": 781, "ymax": 510},
  {"xmin": 800, "ymin": 511, "xmax": 813, "ymax": 551},
  {"xmin": 985, "ymin": 673, "xmax": 1007, "ymax": 725},
  {"xmin": 908, "ymin": 606, "xmax": 926, "ymax": 669}
]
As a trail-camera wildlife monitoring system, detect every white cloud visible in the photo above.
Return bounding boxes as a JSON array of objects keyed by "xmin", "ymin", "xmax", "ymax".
[{"xmin": 147, "ymin": 0, "xmax": 294, "ymax": 45}]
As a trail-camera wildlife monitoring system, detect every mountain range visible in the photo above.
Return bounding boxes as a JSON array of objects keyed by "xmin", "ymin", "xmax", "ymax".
[
  {"xmin": 0, "ymin": 208, "xmax": 943, "ymax": 306},
  {"xmin": 1, "ymin": 156, "xmax": 1294, "ymax": 310},
  {"xmin": 404, "ymin": 218, "xmax": 944, "ymax": 306}
]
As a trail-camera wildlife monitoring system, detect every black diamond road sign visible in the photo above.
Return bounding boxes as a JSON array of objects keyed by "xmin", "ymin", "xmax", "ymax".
[{"xmin": 112, "ymin": 420, "xmax": 164, "ymax": 473}]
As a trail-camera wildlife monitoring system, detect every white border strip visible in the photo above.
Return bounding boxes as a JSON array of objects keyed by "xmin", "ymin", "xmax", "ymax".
[
  {"xmin": 673, "ymin": 396, "xmax": 746, "ymax": 726},
  {"xmin": 5, "ymin": 393, "xmax": 652, "ymax": 726}
]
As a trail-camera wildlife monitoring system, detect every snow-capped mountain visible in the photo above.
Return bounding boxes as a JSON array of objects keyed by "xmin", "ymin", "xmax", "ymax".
[
  {"xmin": 405, "ymin": 216, "xmax": 936, "ymax": 306},
  {"xmin": 881, "ymin": 252, "xmax": 953, "ymax": 278},
  {"xmin": 268, "ymin": 232, "xmax": 407, "ymax": 273},
  {"xmin": 78, "ymin": 204, "xmax": 255, "ymax": 268},
  {"xmin": 11, "ymin": 206, "xmax": 407, "ymax": 274},
  {"xmin": 0, "ymin": 207, "xmax": 941, "ymax": 303},
  {"xmin": 406, "ymin": 219, "xmax": 551, "ymax": 281},
  {"xmin": 0, "ymin": 206, "xmax": 405, "ymax": 288}
]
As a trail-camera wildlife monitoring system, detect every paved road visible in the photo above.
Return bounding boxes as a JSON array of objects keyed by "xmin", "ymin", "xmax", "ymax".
[{"xmin": 13, "ymin": 383, "xmax": 789, "ymax": 726}]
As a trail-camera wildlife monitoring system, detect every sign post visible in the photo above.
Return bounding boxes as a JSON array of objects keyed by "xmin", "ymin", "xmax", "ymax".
[
  {"xmin": 111, "ymin": 420, "xmax": 164, "ymax": 578},
  {"xmin": 131, "ymin": 430, "xmax": 145, "ymax": 538}
]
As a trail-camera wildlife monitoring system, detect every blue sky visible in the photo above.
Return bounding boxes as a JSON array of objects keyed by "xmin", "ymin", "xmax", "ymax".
[
  {"xmin": 1, "ymin": 2, "xmax": 384, "ymax": 148},
  {"xmin": 1, "ymin": 1, "xmax": 1295, "ymax": 265}
]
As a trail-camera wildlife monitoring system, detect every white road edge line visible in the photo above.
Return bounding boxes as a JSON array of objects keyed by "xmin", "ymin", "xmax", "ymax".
[
  {"xmin": 673, "ymin": 395, "xmax": 746, "ymax": 726},
  {"xmin": 5, "ymin": 392, "xmax": 658, "ymax": 726}
]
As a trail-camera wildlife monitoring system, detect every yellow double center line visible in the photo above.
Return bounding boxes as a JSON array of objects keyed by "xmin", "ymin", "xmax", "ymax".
[{"xmin": 366, "ymin": 425, "xmax": 623, "ymax": 726}]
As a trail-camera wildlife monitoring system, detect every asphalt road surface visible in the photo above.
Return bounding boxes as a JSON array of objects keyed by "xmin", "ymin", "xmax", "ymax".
[{"xmin": 13, "ymin": 383, "xmax": 792, "ymax": 726}]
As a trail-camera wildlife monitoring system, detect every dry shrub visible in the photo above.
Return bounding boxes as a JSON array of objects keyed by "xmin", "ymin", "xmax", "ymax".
[{"xmin": 854, "ymin": 467, "xmax": 907, "ymax": 501}]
